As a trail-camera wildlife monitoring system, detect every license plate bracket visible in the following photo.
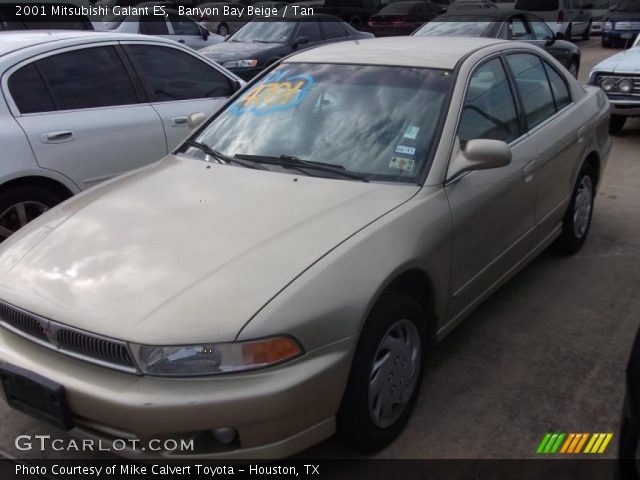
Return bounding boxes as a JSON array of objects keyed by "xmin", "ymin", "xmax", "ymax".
[{"xmin": 0, "ymin": 363, "xmax": 73, "ymax": 430}]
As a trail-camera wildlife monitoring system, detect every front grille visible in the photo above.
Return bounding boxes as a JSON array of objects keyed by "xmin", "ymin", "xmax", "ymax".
[
  {"xmin": 0, "ymin": 300, "xmax": 137, "ymax": 373},
  {"xmin": 615, "ymin": 21, "xmax": 640, "ymax": 30}
]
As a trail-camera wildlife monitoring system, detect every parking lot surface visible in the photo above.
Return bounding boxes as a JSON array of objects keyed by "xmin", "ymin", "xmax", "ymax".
[{"xmin": 0, "ymin": 40, "xmax": 638, "ymax": 461}]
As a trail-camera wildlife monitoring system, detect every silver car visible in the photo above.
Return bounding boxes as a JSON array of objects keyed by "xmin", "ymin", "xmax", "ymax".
[
  {"xmin": 0, "ymin": 31, "xmax": 243, "ymax": 242},
  {"xmin": 0, "ymin": 37, "xmax": 611, "ymax": 458}
]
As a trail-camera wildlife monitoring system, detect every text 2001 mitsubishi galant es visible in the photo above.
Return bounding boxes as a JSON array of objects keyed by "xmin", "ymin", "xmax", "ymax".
[{"xmin": 0, "ymin": 37, "xmax": 611, "ymax": 458}]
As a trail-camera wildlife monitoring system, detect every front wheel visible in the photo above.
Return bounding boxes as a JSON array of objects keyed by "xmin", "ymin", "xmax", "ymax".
[
  {"xmin": 0, "ymin": 185, "xmax": 64, "ymax": 242},
  {"xmin": 610, "ymin": 114, "xmax": 627, "ymax": 135},
  {"xmin": 338, "ymin": 292, "xmax": 426, "ymax": 452},
  {"xmin": 553, "ymin": 164, "xmax": 595, "ymax": 254}
]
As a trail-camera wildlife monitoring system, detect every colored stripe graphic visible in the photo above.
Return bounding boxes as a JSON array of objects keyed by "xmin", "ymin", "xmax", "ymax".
[{"xmin": 537, "ymin": 433, "xmax": 614, "ymax": 454}]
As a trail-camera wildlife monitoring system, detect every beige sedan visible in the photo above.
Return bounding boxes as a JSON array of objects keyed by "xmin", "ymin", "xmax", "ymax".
[{"xmin": 0, "ymin": 36, "xmax": 611, "ymax": 458}]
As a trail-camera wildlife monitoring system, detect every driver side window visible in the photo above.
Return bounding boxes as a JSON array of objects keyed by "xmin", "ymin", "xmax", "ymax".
[{"xmin": 458, "ymin": 58, "xmax": 520, "ymax": 146}]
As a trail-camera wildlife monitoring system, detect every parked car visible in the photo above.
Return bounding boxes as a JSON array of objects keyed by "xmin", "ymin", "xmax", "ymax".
[
  {"xmin": 0, "ymin": 31, "xmax": 243, "ymax": 242},
  {"xmin": 413, "ymin": 10, "xmax": 582, "ymax": 76},
  {"xmin": 367, "ymin": 1, "xmax": 446, "ymax": 36},
  {"xmin": 199, "ymin": 15, "xmax": 373, "ymax": 80},
  {"xmin": 589, "ymin": 34, "xmax": 640, "ymax": 133},
  {"xmin": 620, "ymin": 324, "xmax": 640, "ymax": 480},
  {"xmin": 0, "ymin": 1, "xmax": 102, "ymax": 31},
  {"xmin": 589, "ymin": 0, "xmax": 613, "ymax": 35},
  {"xmin": 0, "ymin": 36, "xmax": 610, "ymax": 459},
  {"xmin": 104, "ymin": 4, "xmax": 225, "ymax": 49},
  {"xmin": 513, "ymin": 0, "xmax": 593, "ymax": 40},
  {"xmin": 196, "ymin": 2, "xmax": 248, "ymax": 36},
  {"xmin": 602, "ymin": 0, "xmax": 640, "ymax": 48}
]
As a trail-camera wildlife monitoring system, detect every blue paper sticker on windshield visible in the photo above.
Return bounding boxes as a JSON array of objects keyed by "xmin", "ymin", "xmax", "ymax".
[
  {"xmin": 395, "ymin": 145, "xmax": 416, "ymax": 156},
  {"xmin": 230, "ymin": 70, "xmax": 314, "ymax": 117}
]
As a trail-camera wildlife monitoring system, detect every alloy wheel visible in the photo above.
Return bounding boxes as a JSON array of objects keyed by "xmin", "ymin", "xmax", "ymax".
[
  {"xmin": 573, "ymin": 175, "xmax": 593, "ymax": 239},
  {"xmin": 0, "ymin": 201, "xmax": 49, "ymax": 242}
]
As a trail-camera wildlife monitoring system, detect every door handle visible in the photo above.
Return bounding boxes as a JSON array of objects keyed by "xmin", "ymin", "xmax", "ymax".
[
  {"xmin": 178, "ymin": 39, "xmax": 186, "ymax": 43},
  {"xmin": 171, "ymin": 117, "xmax": 189, "ymax": 127},
  {"xmin": 523, "ymin": 160, "xmax": 537, "ymax": 183},
  {"xmin": 40, "ymin": 131, "xmax": 75, "ymax": 144}
]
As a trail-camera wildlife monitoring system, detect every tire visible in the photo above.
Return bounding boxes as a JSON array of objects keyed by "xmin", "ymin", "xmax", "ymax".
[
  {"xmin": 582, "ymin": 22, "xmax": 591, "ymax": 41},
  {"xmin": 553, "ymin": 163, "xmax": 596, "ymax": 254},
  {"xmin": 610, "ymin": 114, "xmax": 627, "ymax": 135},
  {"xmin": 216, "ymin": 23, "xmax": 229, "ymax": 36},
  {"xmin": 0, "ymin": 185, "xmax": 64, "ymax": 242},
  {"xmin": 338, "ymin": 292, "xmax": 426, "ymax": 452},
  {"xmin": 567, "ymin": 59, "xmax": 579, "ymax": 78},
  {"xmin": 602, "ymin": 36, "xmax": 612, "ymax": 48}
]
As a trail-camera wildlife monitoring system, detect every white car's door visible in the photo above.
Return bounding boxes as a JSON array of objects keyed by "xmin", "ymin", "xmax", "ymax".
[
  {"xmin": 123, "ymin": 43, "xmax": 237, "ymax": 149},
  {"xmin": 5, "ymin": 45, "xmax": 166, "ymax": 189}
]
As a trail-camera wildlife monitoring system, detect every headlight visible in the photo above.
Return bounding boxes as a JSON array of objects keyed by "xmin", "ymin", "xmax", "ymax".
[
  {"xmin": 132, "ymin": 336, "xmax": 303, "ymax": 376},
  {"xmin": 604, "ymin": 21, "xmax": 613, "ymax": 31},
  {"xmin": 600, "ymin": 77, "xmax": 616, "ymax": 92},
  {"xmin": 619, "ymin": 78, "xmax": 634, "ymax": 94},
  {"xmin": 222, "ymin": 59, "xmax": 258, "ymax": 68}
]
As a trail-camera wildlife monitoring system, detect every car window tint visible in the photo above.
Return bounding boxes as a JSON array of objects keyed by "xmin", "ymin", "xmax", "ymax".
[
  {"xmin": 296, "ymin": 21, "xmax": 321, "ymax": 42},
  {"xmin": 510, "ymin": 17, "xmax": 533, "ymax": 39},
  {"xmin": 528, "ymin": 17, "xmax": 555, "ymax": 40},
  {"xmin": 506, "ymin": 53, "xmax": 556, "ymax": 130},
  {"xmin": 127, "ymin": 45, "xmax": 232, "ymax": 101},
  {"xmin": 8, "ymin": 63, "xmax": 55, "ymax": 114},
  {"xmin": 458, "ymin": 58, "xmax": 520, "ymax": 145},
  {"xmin": 36, "ymin": 46, "xmax": 138, "ymax": 111},
  {"xmin": 543, "ymin": 61, "xmax": 571, "ymax": 110},
  {"xmin": 139, "ymin": 15, "xmax": 169, "ymax": 35},
  {"xmin": 322, "ymin": 21, "xmax": 348, "ymax": 39},
  {"xmin": 168, "ymin": 12, "xmax": 201, "ymax": 35}
]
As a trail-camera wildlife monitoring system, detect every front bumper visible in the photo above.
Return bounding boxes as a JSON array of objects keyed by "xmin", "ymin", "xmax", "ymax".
[
  {"xmin": 608, "ymin": 97, "xmax": 640, "ymax": 116},
  {"xmin": 0, "ymin": 327, "xmax": 355, "ymax": 459}
]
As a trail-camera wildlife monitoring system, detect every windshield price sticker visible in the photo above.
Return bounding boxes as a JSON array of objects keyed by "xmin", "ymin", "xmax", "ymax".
[{"xmin": 231, "ymin": 71, "xmax": 314, "ymax": 116}]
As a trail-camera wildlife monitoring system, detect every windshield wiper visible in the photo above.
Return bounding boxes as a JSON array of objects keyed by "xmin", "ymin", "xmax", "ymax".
[
  {"xmin": 234, "ymin": 154, "xmax": 369, "ymax": 182},
  {"xmin": 182, "ymin": 141, "xmax": 264, "ymax": 170}
]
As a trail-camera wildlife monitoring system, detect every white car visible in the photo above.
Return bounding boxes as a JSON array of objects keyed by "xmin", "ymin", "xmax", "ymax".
[
  {"xmin": 103, "ymin": 4, "xmax": 225, "ymax": 49},
  {"xmin": 589, "ymin": 33, "xmax": 640, "ymax": 133},
  {"xmin": 513, "ymin": 0, "xmax": 593, "ymax": 40},
  {"xmin": 0, "ymin": 31, "xmax": 243, "ymax": 241}
]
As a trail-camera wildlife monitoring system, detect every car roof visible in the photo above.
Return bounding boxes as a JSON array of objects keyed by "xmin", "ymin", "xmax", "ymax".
[
  {"xmin": 284, "ymin": 36, "xmax": 508, "ymax": 69},
  {"xmin": 0, "ymin": 31, "xmax": 176, "ymax": 57}
]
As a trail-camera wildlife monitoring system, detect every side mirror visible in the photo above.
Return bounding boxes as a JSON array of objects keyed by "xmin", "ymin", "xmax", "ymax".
[
  {"xmin": 202, "ymin": 28, "xmax": 210, "ymax": 40},
  {"xmin": 292, "ymin": 36, "xmax": 309, "ymax": 48},
  {"xmin": 187, "ymin": 112, "xmax": 207, "ymax": 129},
  {"xmin": 448, "ymin": 139, "xmax": 511, "ymax": 181}
]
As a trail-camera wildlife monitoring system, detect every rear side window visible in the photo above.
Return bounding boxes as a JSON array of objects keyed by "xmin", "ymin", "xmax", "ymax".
[
  {"xmin": 458, "ymin": 58, "xmax": 520, "ymax": 145},
  {"xmin": 35, "ymin": 46, "xmax": 138, "ymax": 111},
  {"xmin": 543, "ymin": 61, "xmax": 571, "ymax": 110},
  {"xmin": 8, "ymin": 64, "xmax": 55, "ymax": 114},
  {"xmin": 506, "ymin": 53, "xmax": 556, "ymax": 130},
  {"xmin": 322, "ymin": 22, "xmax": 349, "ymax": 39},
  {"xmin": 126, "ymin": 45, "xmax": 233, "ymax": 101}
]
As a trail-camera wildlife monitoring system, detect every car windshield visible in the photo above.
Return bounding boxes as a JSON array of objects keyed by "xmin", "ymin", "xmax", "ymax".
[
  {"xmin": 414, "ymin": 18, "xmax": 493, "ymax": 36},
  {"xmin": 614, "ymin": 0, "xmax": 640, "ymax": 11},
  {"xmin": 188, "ymin": 63, "xmax": 454, "ymax": 183},
  {"xmin": 229, "ymin": 21, "xmax": 296, "ymax": 42}
]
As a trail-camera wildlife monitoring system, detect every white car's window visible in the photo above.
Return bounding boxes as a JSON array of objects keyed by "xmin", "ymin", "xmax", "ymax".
[
  {"xmin": 191, "ymin": 63, "xmax": 454, "ymax": 183},
  {"xmin": 8, "ymin": 46, "xmax": 138, "ymax": 114},
  {"xmin": 8, "ymin": 64, "xmax": 55, "ymax": 114},
  {"xmin": 126, "ymin": 46, "xmax": 233, "ymax": 101},
  {"xmin": 458, "ymin": 58, "xmax": 520, "ymax": 145},
  {"xmin": 506, "ymin": 53, "xmax": 556, "ymax": 130}
]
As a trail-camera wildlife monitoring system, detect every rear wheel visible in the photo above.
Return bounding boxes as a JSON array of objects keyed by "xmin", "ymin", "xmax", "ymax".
[
  {"xmin": 602, "ymin": 36, "xmax": 612, "ymax": 47},
  {"xmin": 0, "ymin": 186, "xmax": 64, "ymax": 242},
  {"xmin": 338, "ymin": 292, "xmax": 426, "ymax": 451},
  {"xmin": 553, "ymin": 163, "xmax": 595, "ymax": 254},
  {"xmin": 610, "ymin": 114, "xmax": 627, "ymax": 135}
]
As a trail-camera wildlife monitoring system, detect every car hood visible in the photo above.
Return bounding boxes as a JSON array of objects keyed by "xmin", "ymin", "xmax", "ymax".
[
  {"xmin": 199, "ymin": 41, "xmax": 284, "ymax": 64},
  {"xmin": 593, "ymin": 47, "xmax": 640, "ymax": 73},
  {"xmin": 0, "ymin": 156, "xmax": 419, "ymax": 345}
]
